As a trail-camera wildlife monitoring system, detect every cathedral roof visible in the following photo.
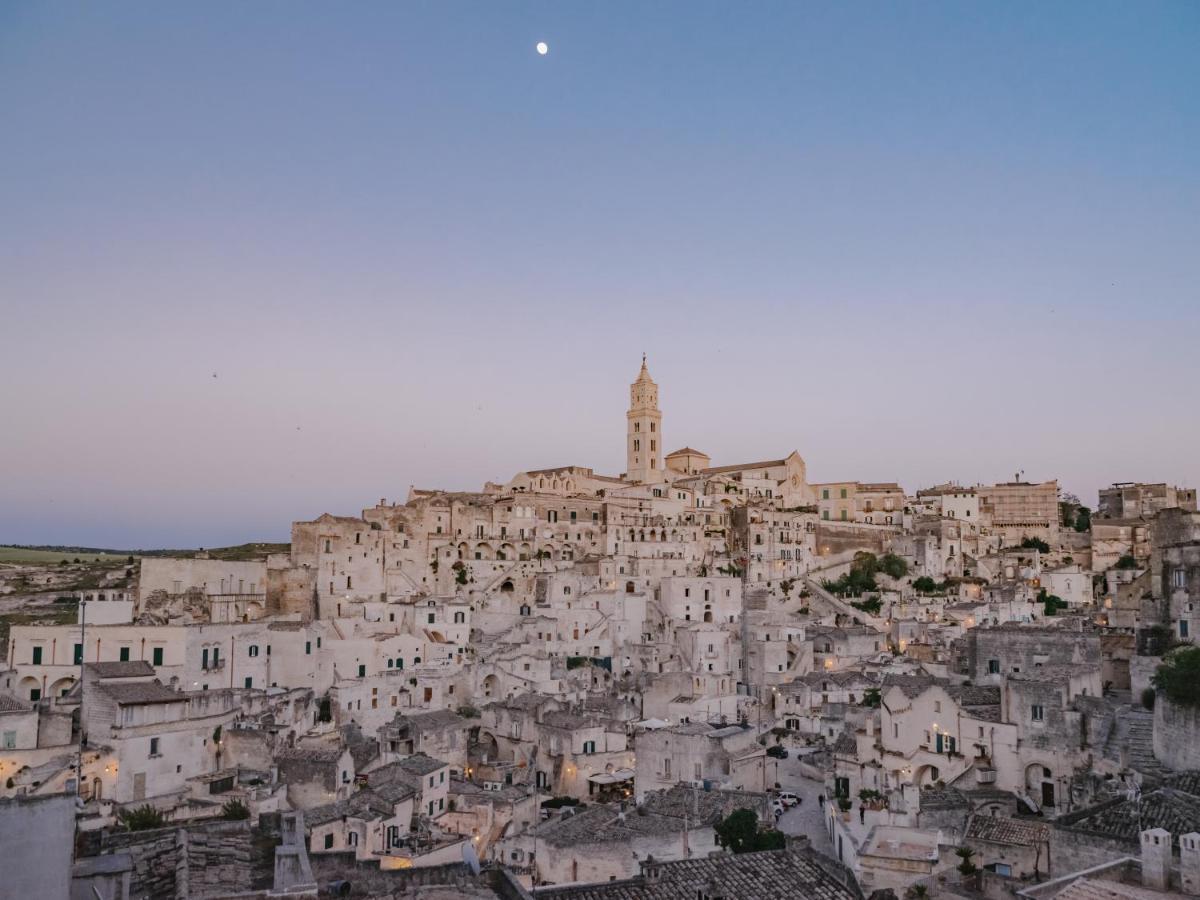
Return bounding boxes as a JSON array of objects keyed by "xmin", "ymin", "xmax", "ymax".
[{"xmin": 665, "ymin": 447, "xmax": 708, "ymax": 458}]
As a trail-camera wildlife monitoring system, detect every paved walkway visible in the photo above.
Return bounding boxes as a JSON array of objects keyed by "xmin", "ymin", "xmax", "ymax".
[{"xmin": 773, "ymin": 762, "xmax": 833, "ymax": 857}]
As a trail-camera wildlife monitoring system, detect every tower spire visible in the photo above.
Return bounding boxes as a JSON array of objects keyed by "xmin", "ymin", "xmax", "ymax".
[{"xmin": 626, "ymin": 356, "xmax": 662, "ymax": 483}]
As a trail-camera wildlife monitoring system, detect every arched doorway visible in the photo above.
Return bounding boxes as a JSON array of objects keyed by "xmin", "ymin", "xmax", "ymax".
[{"xmin": 1026, "ymin": 763, "xmax": 1056, "ymax": 808}]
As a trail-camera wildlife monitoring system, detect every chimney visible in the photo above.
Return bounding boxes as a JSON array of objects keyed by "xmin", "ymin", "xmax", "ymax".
[
  {"xmin": 1182, "ymin": 832, "xmax": 1200, "ymax": 896},
  {"xmin": 1141, "ymin": 828, "xmax": 1171, "ymax": 891},
  {"xmin": 639, "ymin": 856, "xmax": 661, "ymax": 884}
]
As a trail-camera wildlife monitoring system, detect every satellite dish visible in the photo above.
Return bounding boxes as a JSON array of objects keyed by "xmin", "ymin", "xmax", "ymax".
[{"xmin": 462, "ymin": 840, "xmax": 481, "ymax": 875}]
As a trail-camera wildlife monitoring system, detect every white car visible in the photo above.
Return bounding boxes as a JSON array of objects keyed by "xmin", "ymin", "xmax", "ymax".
[{"xmin": 777, "ymin": 791, "xmax": 800, "ymax": 808}]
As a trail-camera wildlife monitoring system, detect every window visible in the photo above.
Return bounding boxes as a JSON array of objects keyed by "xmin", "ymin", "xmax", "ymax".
[
  {"xmin": 427, "ymin": 613, "xmax": 435, "ymax": 624},
  {"xmin": 987, "ymin": 659, "xmax": 1000, "ymax": 674},
  {"xmin": 73, "ymin": 644, "xmax": 83, "ymax": 665},
  {"xmin": 1183, "ymin": 621, "xmax": 1191, "ymax": 638},
  {"xmin": 583, "ymin": 740, "xmax": 596, "ymax": 754},
  {"xmin": 244, "ymin": 676, "xmax": 253, "ymax": 689},
  {"xmin": 1174, "ymin": 569, "xmax": 1187, "ymax": 588},
  {"xmin": 29, "ymin": 688, "xmax": 41, "ymax": 701},
  {"xmin": 358, "ymin": 664, "xmax": 366, "ymax": 678},
  {"xmin": 822, "ymin": 489, "xmax": 830, "ymax": 500},
  {"xmin": 149, "ymin": 737, "xmax": 160, "ymax": 757},
  {"xmin": 119, "ymin": 647, "xmax": 130, "ymax": 662},
  {"xmin": 305, "ymin": 641, "xmax": 312, "ymax": 655},
  {"xmin": 152, "ymin": 647, "xmax": 163, "ymax": 666},
  {"xmin": 3, "ymin": 731, "xmax": 16, "ymax": 749},
  {"xmin": 1031, "ymin": 705, "xmax": 1045, "ymax": 722},
  {"xmin": 202, "ymin": 648, "xmax": 210, "ymax": 670},
  {"xmin": 840, "ymin": 488, "xmax": 847, "ymax": 499},
  {"xmin": 324, "ymin": 834, "xmax": 334, "ymax": 850},
  {"xmin": 248, "ymin": 645, "xmax": 259, "ymax": 658}
]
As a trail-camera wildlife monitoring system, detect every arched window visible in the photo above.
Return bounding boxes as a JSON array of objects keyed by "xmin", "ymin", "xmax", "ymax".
[
  {"xmin": 248, "ymin": 645, "xmax": 259, "ymax": 658},
  {"xmin": 454, "ymin": 611, "xmax": 465, "ymax": 623},
  {"xmin": 625, "ymin": 581, "xmax": 635, "ymax": 594}
]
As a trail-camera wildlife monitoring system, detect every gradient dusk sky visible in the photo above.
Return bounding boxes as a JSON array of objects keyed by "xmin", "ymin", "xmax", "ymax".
[{"xmin": 2, "ymin": 2, "xmax": 1198, "ymax": 549}]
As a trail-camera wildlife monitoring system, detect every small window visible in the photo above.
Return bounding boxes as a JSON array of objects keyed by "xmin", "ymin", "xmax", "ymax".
[{"xmin": 149, "ymin": 737, "xmax": 160, "ymax": 757}]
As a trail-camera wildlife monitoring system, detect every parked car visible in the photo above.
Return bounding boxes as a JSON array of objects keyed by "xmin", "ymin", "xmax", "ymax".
[
  {"xmin": 777, "ymin": 791, "xmax": 800, "ymax": 808},
  {"xmin": 766, "ymin": 745, "xmax": 788, "ymax": 759}
]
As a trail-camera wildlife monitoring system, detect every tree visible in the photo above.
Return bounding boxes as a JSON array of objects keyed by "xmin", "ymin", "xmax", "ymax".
[
  {"xmin": 1153, "ymin": 646, "xmax": 1200, "ymax": 707},
  {"xmin": 1020, "ymin": 537, "xmax": 1050, "ymax": 554},
  {"xmin": 118, "ymin": 805, "xmax": 166, "ymax": 831},
  {"xmin": 912, "ymin": 576, "xmax": 937, "ymax": 593},
  {"xmin": 879, "ymin": 553, "xmax": 908, "ymax": 579},
  {"xmin": 1073, "ymin": 506, "xmax": 1091, "ymax": 533},
  {"xmin": 713, "ymin": 808, "xmax": 787, "ymax": 854},
  {"xmin": 861, "ymin": 688, "xmax": 882, "ymax": 708},
  {"xmin": 1115, "ymin": 554, "xmax": 1138, "ymax": 570},
  {"xmin": 955, "ymin": 846, "xmax": 978, "ymax": 876},
  {"xmin": 221, "ymin": 799, "xmax": 250, "ymax": 820},
  {"xmin": 1038, "ymin": 589, "xmax": 1068, "ymax": 617},
  {"xmin": 905, "ymin": 886, "xmax": 930, "ymax": 900}
]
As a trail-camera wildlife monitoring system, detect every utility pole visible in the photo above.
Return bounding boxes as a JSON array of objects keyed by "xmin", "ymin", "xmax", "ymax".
[{"xmin": 76, "ymin": 597, "xmax": 86, "ymax": 807}]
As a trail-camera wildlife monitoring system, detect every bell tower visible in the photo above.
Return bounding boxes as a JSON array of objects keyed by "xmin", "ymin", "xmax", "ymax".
[{"xmin": 626, "ymin": 355, "xmax": 663, "ymax": 483}]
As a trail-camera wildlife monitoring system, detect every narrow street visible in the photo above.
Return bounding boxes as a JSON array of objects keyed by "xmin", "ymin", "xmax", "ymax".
[{"xmin": 770, "ymin": 753, "xmax": 834, "ymax": 857}]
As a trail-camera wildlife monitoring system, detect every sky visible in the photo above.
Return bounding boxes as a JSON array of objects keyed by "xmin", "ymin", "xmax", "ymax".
[{"xmin": 1, "ymin": 2, "xmax": 1198, "ymax": 549}]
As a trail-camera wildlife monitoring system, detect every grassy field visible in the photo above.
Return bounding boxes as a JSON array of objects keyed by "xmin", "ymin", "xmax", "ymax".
[
  {"xmin": 0, "ymin": 542, "xmax": 290, "ymax": 565},
  {"xmin": 0, "ymin": 604, "xmax": 80, "ymax": 648},
  {"xmin": 0, "ymin": 547, "xmax": 130, "ymax": 565}
]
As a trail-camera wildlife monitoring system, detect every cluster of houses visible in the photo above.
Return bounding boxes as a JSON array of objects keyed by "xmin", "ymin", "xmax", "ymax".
[{"xmin": 4, "ymin": 361, "xmax": 1200, "ymax": 899}]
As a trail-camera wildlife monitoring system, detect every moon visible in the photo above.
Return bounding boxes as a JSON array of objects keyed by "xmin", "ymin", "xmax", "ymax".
[{"xmin": 536, "ymin": 41, "xmax": 548, "ymax": 56}]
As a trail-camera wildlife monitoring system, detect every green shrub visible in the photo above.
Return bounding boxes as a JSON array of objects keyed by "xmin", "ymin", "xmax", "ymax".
[
  {"xmin": 1115, "ymin": 555, "xmax": 1138, "ymax": 570},
  {"xmin": 118, "ymin": 805, "xmax": 166, "ymax": 831},
  {"xmin": 1020, "ymin": 537, "xmax": 1051, "ymax": 554},
  {"xmin": 1141, "ymin": 687, "xmax": 1157, "ymax": 710},
  {"xmin": 221, "ymin": 799, "xmax": 250, "ymax": 820},
  {"xmin": 714, "ymin": 808, "xmax": 786, "ymax": 853},
  {"xmin": 1152, "ymin": 646, "xmax": 1200, "ymax": 707}
]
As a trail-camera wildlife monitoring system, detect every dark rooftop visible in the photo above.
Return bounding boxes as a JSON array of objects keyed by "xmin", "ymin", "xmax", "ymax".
[{"xmin": 535, "ymin": 847, "xmax": 861, "ymax": 900}]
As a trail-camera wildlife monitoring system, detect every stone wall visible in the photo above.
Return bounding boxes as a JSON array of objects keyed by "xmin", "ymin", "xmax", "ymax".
[
  {"xmin": 1154, "ymin": 694, "xmax": 1200, "ymax": 771},
  {"xmin": 1130, "ymin": 654, "xmax": 1162, "ymax": 700},
  {"xmin": 1049, "ymin": 821, "xmax": 1139, "ymax": 878},
  {"xmin": 0, "ymin": 793, "xmax": 75, "ymax": 900},
  {"xmin": 80, "ymin": 817, "xmax": 277, "ymax": 899}
]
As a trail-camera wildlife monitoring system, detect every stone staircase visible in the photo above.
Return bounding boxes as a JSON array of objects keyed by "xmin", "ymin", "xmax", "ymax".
[{"xmin": 1104, "ymin": 705, "xmax": 1170, "ymax": 782}]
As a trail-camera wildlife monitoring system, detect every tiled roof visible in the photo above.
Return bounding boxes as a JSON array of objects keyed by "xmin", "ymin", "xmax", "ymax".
[
  {"xmin": 919, "ymin": 786, "xmax": 969, "ymax": 811},
  {"xmin": 965, "ymin": 814, "xmax": 1049, "ymax": 846},
  {"xmin": 702, "ymin": 458, "xmax": 788, "ymax": 476},
  {"xmin": 0, "ymin": 694, "xmax": 31, "ymax": 714},
  {"xmin": 1048, "ymin": 878, "xmax": 1170, "ymax": 900},
  {"xmin": 98, "ymin": 680, "xmax": 185, "ymax": 706},
  {"xmin": 85, "ymin": 661, "xmax": 155, "ymax": 679},
  {"xmin": 1058, "ymin": 781, "xmax": 1200, "ymax": 845},
  {"xmin": 639, "ymin": 785, "xmax": 769, "ymax": 826},
  {"xmin": 536, "ymin": 848, "xmax": 860, "ymax": 900},
  {"xmin": 304, "ymin": 790, "xmax": 396, "ymax": 826}
]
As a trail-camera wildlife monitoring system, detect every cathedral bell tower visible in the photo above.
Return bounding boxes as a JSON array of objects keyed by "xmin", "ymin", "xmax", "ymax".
[{"xmin": 626, "ymin": 355, "xmax": 663, "ymax": 483}]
